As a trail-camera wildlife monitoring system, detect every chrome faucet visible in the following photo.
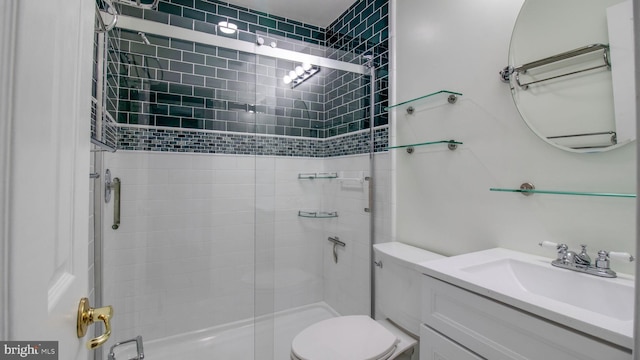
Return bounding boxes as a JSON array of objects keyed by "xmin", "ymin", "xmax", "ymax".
[{"xmin": 539, "ymin": 241, "xmax": 634, "ymax": 278}]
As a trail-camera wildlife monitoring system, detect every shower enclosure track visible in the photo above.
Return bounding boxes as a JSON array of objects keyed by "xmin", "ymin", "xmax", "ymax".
[{"xmin": 115, "ymin": 16, "xmax": 368, "ymax": 75}]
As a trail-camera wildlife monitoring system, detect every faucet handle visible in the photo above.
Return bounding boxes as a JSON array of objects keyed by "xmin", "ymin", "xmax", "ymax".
[
  {"xmin": 539, "ymin": 241, "xmax": 567, "ymax": 260},
  {"xmin": 595, "ymin": 250, "xmax": 635, "ymax": 269},
  {"xmin": 576, "ymin": 244, "xmax": 591, "ymax": 265},
  {"xmin": 608, "ymin": 251, "xmax": 635, "ymax": 262},
  {"xmin": 539, "ymin": 241, "xmax": 564, "ymax": 250}
]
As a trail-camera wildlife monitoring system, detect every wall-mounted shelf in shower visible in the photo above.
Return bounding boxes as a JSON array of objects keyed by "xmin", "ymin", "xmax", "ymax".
[
  {"xmin": 490, "ymin": 183, "xmax": 636, "ymax": 198},
  {"xmin": 384, "ymin": 90, "xmax": 463, "ymax": 114},
  {"xmin": 91, "ymin": 137, "xmax": 117, "ymax": 153},
  {"xmin": 298, "ymin": 211, "xmax": 339, "ymax": 218},
  {"xmin": 388, "ymin": 140, "xmax": 463, "ymax": 153},
  {"xmin": 298, "ymin": 172, "xmax": 339, "ymax": 179}
]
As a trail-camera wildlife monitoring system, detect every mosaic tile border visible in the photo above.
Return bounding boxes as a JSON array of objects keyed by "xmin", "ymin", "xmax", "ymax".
[{"xmin": 118, "ymin": 124, "xmax": 388, "ymax": 157}]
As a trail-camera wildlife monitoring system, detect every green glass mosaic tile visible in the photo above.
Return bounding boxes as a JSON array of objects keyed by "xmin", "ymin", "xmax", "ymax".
[
  {"xmin": 181, "ymin": 118, "xmax": 204, "ymax": 129},
  {"xmin": 170, "ymin": 14, "xmax": 193, "ymax": 29},
  {"xmin": 258, "ymin": 16, "xmax": 276, "ymax": 29},
  {"xmin": 144, "ymin": 9, "xmax": 170, "ymax": 23},
  {"xmin": 217, "ymin": 5, "xmax": 238, "ymax": 18},
  {"xmin": 277, "ymin": 22, "xmax": 294, "ymax": 33},
  {"xmin": 238, "ymin": 11, "xmax": 257, "ymax": 23},
  {"xmin": 169, "ymin": 83, "xmax": 193, "ymax": 95},
  {"xmin": 158, "ymin": 2, "xmax": 182, "ymax": 16},
  {"xmin": 205, "ymin": 13, "xmax": 226, "ymax": 25},
  {"xmin": 155, "ymin": 115, "xmax": 181, "ymax": 127},
  {"xmin": 194, "ymin": 0, "xmax": 216, "ymax": 13},
  {"xmin": 194, "ymin": 21, "xmax": 216, "ymax": 34},
  {"xmin": 171, "ymin": 0, "xmax": 194, "ymax": 8},
  {"xmin": 183, "ymin": 8, "xmax": 205, "ymax": 21}
]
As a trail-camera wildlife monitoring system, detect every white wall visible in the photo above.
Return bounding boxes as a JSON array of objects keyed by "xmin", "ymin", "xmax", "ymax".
[{"xmin": 392, "ymin": 0, "xmax": 636, "ymax": 275}]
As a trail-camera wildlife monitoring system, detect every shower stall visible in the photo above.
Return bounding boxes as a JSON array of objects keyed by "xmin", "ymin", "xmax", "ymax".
[{"xmin": 91, "ymin": 1, "xmax": 390, "ymax": 359}]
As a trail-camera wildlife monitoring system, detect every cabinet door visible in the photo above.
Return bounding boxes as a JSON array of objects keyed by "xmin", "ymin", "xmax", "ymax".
[{"xmin": 420, "ymin": 325, "xmax": 484, "ymax": 360}]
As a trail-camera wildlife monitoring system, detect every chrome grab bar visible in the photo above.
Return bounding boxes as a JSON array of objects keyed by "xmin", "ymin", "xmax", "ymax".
[
  {"xmin": 327, "ymin": 236, "xmax": 346, "ymax": 264},
  {"xmin": 108, "ymin": 335, "xmax": 144, "ymax": 360}
]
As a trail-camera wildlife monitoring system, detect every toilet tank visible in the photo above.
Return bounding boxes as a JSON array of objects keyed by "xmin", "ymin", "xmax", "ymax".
[{"xmin": 373, "ymin": 242, "xmax": 444, "ymax": 336}]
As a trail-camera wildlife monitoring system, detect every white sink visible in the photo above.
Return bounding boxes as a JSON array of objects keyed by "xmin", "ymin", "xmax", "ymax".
[
  {"xmin": 418, "ymin": 248, "xmax": 634, "ymax": 349},
  {"xmin": 461, "ymin": 258, "xmax": 634, "ymax": 321}
]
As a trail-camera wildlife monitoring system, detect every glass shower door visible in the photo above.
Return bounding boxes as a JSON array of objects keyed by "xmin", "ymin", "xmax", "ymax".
[{"xmin": 98, "ymin": 23, "xmax": 263, "ymax": 359}]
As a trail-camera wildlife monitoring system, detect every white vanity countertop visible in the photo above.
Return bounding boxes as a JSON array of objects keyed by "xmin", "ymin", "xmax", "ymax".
[{"xmin": 417, "ymin": 248, "xmax": 634, "ymax": 349}]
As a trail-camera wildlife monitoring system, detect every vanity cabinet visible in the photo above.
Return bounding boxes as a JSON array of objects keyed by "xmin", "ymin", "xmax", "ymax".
[
  {"xmin": 420, "ymin": 325, "xmax": 483, "ymax": 360},
  {"xmin": 420, "ymin": 275, "xmax": 632, "ymax": 360}
]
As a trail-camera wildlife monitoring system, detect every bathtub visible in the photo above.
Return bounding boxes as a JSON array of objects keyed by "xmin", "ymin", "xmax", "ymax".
[{"xmin": 109, "ymin": 302, "xmax": 338, "ymax": 360}]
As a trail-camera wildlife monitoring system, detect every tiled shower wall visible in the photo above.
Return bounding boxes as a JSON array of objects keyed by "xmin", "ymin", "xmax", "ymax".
[
  {"xmin": 109, "ymin": 0, "xmax": 389, "ymax": 154},
  {"xmin": 114, "ymin": 29, "xmax": 329, "ymax": 137},
  {"xmin": 96, "ymin": 0, "xmax": 392, "ymax": 347},
  {"xmin": 325, "ymin": 0, "xmax": 389, "ymax": 132},
  {"xmin": 100, "ymin": 151, "xmax": 391, "ymax": 341}
]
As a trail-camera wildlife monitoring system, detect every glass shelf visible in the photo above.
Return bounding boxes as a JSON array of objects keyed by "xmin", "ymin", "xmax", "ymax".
[
  {"xmin": 298, "ymin": 211, "xmax": 339, "ymax": 218},
  {"xmin": 384, "ymin": 90, "xmax": 463, "ymax": 111},
  {"xmin": 298, "ymin": 172, "xmax": 338, "ymax": 179},
  {"xmin": 489, "ymin": 187, "xmax": 636, "ymax": 198},
  {"xmin": 387, "ymin": 140, "xmax": 462, "ymax": 152}
]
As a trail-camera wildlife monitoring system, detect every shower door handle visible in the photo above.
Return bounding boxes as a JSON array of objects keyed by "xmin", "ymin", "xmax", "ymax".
[
  {"xmin": 111, "ymin": 177, "xmax": 120, "ymax": 230},
  {"xmin": 364, "ymin": 176, "xmax": 372, "ymax": 212},
  {"xmin": 104, "ymin": 169, "xmax": 121, "ymax": 230}
]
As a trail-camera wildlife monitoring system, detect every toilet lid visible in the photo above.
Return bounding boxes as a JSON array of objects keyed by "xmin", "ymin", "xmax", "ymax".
[{"xmin": 291, "ymin": 315, "xmax": 399, "ymax": 360}]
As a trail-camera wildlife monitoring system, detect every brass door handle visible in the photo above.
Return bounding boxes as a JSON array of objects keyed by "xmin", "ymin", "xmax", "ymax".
[{"xmin": 77, "ymin": 297, "xmax": 114, "ymax": 349}]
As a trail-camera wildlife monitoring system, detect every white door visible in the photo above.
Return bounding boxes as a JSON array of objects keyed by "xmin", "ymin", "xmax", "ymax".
[{"xmin": 1, "ymin": 0, "xmax": 96, "ymax": 359}]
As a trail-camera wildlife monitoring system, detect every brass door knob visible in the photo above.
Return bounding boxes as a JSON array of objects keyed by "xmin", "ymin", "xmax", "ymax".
[{"xmin": 77, "ymin": 297, "xmax": 113, "ymax": 349}]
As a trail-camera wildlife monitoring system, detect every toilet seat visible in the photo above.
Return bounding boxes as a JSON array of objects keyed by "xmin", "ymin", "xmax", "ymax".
[{"xmin": 290, "ymin": 315, "xmax": 399, "ymax": 360}]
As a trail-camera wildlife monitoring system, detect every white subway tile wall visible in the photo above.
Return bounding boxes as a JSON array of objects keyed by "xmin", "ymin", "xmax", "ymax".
[{"xmin": 101, "ymin": 150, "xmax": 390, "ymax": 343}]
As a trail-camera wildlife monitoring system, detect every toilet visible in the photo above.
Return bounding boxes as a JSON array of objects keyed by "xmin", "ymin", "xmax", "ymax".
[{"xmin": 290, "ymin": 242, "xmax": 444, "ymax": 360}]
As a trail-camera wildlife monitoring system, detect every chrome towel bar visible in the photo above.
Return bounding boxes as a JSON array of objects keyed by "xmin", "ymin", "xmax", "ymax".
[{"xmin": 501, "ymin": 43, "xmax": 610, "ymax": 90}]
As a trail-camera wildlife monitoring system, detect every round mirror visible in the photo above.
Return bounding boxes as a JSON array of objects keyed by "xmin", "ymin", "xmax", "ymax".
[{"xmin": 507, "ymin": 0, "xmax": 635, "ymax": 152}]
